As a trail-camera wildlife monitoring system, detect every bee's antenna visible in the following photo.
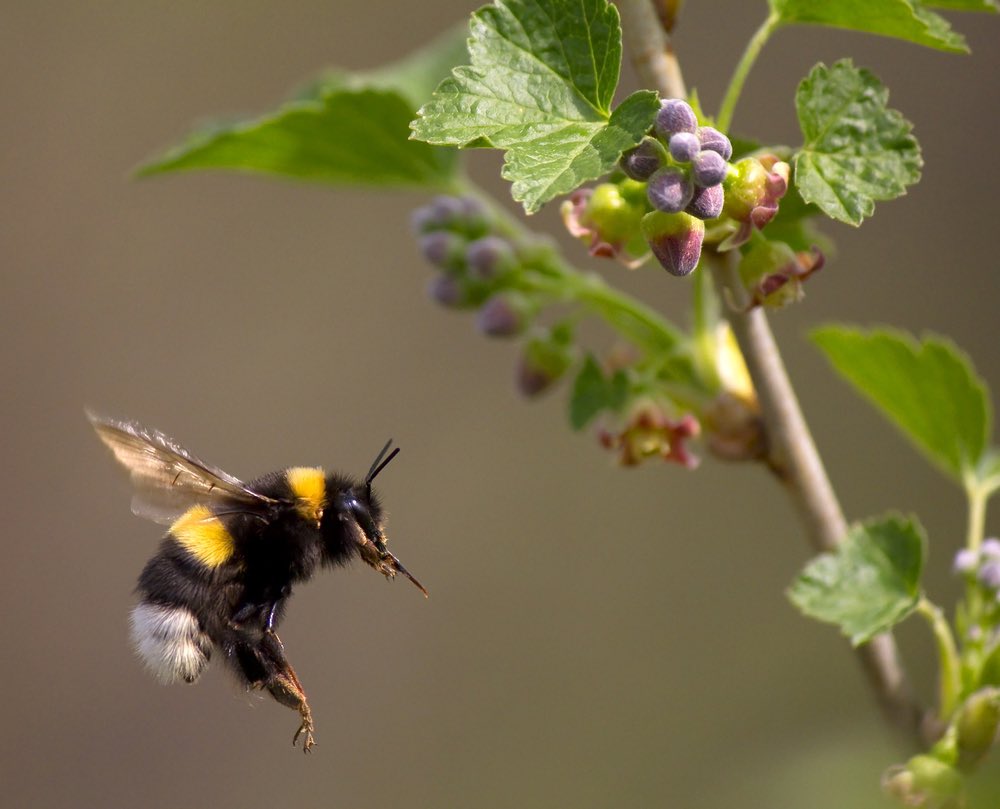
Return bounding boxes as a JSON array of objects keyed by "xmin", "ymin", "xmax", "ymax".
[{"xmin": 365, "ymin": 439, "xmax": 399, "ymax": 495}]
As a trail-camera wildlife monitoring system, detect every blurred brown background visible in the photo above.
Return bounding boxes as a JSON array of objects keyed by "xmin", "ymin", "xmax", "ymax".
[{"xmin": 3, "ymin": 2, "xmax": 999, "ymax": 807}]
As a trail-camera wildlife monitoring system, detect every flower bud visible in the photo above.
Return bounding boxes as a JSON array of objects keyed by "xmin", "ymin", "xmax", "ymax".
[
  {"xmin": 719, "ymin": 156, "xmax": 790, "ymax": 249},
  {"xmin": 691, "ymin": 150, "xmax": 728, "ymax": 188},
  {"xmin": 685, "ymin": 184, "xmax": 724, "ymax": 221},
  {"xmin": 739, "ymin": 240, "xmax": 824, "ymax": 309},
  {"xmin": 956, "ymin": 688, "xmax": 1000, "ymax": 771},
  {"xmin": 476, "ymin": 293, "xmax": 531, "ymax": 338},
  {"xmin": 426, "ymin": 274, "xmax": 465, "ymax": 308},
  {"xmin": 953, "ymin": 548, "xmax": 979, "ymax": 575},
  {"xmin": 411, "ymin": 195, "xmax": 488, "ymax": 236},
  {"xmin": 641, "ymin": 210, "xmax": 704, "ymax": 277},
  {"xmin": 982, "ymin": 538, "xmax": 1000, "ymax": 559},
  {"xmin": 561, "ymin": 182, "xmax": 649, "ymax": 268},
  {"xmin": 902, "ymin": 755, "xmax": 964, "ymax": 807},
  {"xmin": 619, "ymin": 138, "xmax": 662, "ymax": 181},
  {"xmin": 668, "ymin": 132, "xmax": 700, "ymax": 163},
  {"xmin": 654, "ymin": 98, "xmax": 698, "ymax": 139},
  {"xmin": 419, "ymin": 230, "xmax": 466, "ymax": 271},
  {"xmin": 466, "ymin": 235, "xmax": 517, "ymax": 282},
  {"xmin": 647, "ymin": 167, "xmax": 694, "ymax": 214},
  {"xmin": 978, "ymin": 559, "xmax": 1000, "ymax": 590},
  {"xmin": 517, "ymin": 328, "xmax": 574, "ymax": 397},
  {"xmin": 696, "ymin": 126, "xmax": 733, "ymax": 161}
]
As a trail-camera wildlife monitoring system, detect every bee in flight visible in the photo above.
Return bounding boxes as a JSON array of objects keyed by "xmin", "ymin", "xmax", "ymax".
[{"xmin": 89, "ymin": 412, "xmax": 426, "ymax": 753}]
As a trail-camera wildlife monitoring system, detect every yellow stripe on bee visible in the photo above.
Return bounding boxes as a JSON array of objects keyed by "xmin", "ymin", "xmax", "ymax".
[
  {"xmin": 170, "ymin": 505, "xmax": 235, "ymax": 568},
  {"xmin": 286, "ymin": 467, "xmax": 326, "ymax": 525}
]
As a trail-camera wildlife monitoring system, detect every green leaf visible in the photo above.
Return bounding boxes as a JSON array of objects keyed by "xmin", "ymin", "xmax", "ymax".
[
  {"xmin": 569, "ymin": 355, "xmax": 628, "ymax": 430},
  {"xmin": 812, "ymin": 326, "xmax": 991, "ymax": 482},
  {"xmin": 793, "ymin": 60, "xmax": 922, "ymax": 225},
  {"xmin": 139, "ymin": 87, "xmax": 456, "ymax": 188},
  {"xmin": 769, "ymin": 0, "xmax": 968, "ymax": 52},
  {"xmin": 138, "ymin": 29, "xmax": 472, "ymax": 188},
  {"xmin": 358, "ymin": 24, "xmax": 473, "ymax": 109},
  {"xmin": 924, "ymin": 0, "xmax": 997, "ymax": 12},
  {"xmin": 788, "ymin": 514, "xmax": 926, "ymax": 645},
  {"xmin": 411, "ymin": 0, "xmax": 659, "ymax": 212}
]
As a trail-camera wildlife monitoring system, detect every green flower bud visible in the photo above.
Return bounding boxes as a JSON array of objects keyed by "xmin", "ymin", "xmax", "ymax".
[
  {"xmin": 956, "ymin": 688, "xmax": 1000, "ymax": 771},
  {"xmin": 517, "ymin": 327, "xmax": 575, "ymax": 397},
  {"xmin": 738, "ymin": 240, "xmax": 824, "ymax": 309},
  {"xmin": 906, "ymin": 755, "xmax": 964, "ymax": 807},
  {"xmin": 561, "ymin": 181, "xmax": 649, "ymax": 268},
  {"xmin": 641, "ymin": 210, "xmax": 704, "ymax": 277},
  {"xmin": 718, "ymin": 155, "xmax": 789, "ymax": 249}
]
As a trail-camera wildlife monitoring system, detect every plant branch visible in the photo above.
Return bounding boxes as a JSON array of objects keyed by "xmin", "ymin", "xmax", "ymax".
[
  {"xmin": 616, "ymin": 0, "xmax": 686, "ymax": 99},
  {"xmin": 619, "ymin": 0, "xmax": 925, "ymax": 744},
  {"xmin": 917, "ymin": 597, "xmax": 962, "ymax": 721},
  {"xmin": 708, "ymin": 252, "xmax": 924, "ymax": 744}
]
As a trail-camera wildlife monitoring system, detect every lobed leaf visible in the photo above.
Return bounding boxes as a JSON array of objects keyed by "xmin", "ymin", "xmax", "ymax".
[
  {"xmin": 924, "ymin": 0, "xmax": 997, "ymax": 12},
  {"xmin": 789, "ymin": 514, "xmax": 926, "ymax": 645},
  {"xmin": 411, "ymin": 0, "xmax": 659, "ymax": 212},
  {"xmin": 769, "ymin": 0, "xmax": 968, "ymax": 52},
  {"xmin": 138, "ymin": 29, "xmax": 469, "ymax": 188},
  {"xmin": 812, "ymin": 326, "xmax": 991, "ymax": 483},
  {"xmin": 794, "ymin": 60, "xmax": 922, "ymax": 226},
  {"xmin": 139, "ymin": 88, "xmax": 457, "ymax": 188}
]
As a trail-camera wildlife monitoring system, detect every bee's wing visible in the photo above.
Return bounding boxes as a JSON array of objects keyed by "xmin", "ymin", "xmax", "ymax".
[{"xmin": 88, "ymin": 412, "xmax": 279, "ymax": 525}]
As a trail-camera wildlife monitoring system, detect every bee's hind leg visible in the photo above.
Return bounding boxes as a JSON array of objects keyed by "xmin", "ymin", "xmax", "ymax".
[
  {"xmin": 229, "ymin": 628, "xmax": 316, "ymax": 753},
  {"xmin": 258, "ymin": 631, "xmax": 316, "ymax": 753}
]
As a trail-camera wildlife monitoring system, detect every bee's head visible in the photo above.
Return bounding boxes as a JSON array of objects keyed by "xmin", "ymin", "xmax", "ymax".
[{"xmin": 324, "ymin": 440, "xmax": 427, "ymax": 597}]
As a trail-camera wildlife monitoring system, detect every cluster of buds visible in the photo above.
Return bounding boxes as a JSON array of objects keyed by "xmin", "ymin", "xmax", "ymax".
[
  {"xmin": 953, "ymin": 538, "xmax": 1000, "ymax": 599},
  {"xmin": 883, "ymin": 686, "xmax": 1000, "ymax": 807},
  {"xmin": 413, "ymin": 195, "xmax": 575, "ymax": 396},
  {"xmin": 563, "ymin": 97, "xmax": 793, "ymax": 278}
]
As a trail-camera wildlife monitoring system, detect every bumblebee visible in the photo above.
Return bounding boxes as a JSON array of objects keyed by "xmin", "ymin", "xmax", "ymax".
[{"xmin": 89, "ymin": 412, "xmax": 426, "ymax": 752}]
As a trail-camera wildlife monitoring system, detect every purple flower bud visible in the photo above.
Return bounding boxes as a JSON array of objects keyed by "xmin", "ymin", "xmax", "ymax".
[
  {"xmin": 426, "ymin": 274, "xmax": 464, "ymax": 308},
  {"xmin": 654, "ymin": 98, "xmax": 698, "ymax": 139},
  {"xmin": 696, "ymin": 126, "xmax": 733, "ymax": 161},
  {"xmin": 641, "ymin": 210, "xmax": 704, "ymax": 277},
  {"xmin": 982, "ymin": 538, "xmax": 1000, "ymax": 560},
  {"xmin": 411, "ymin": 195, "xmax": 488, "ymax": 237},
  {"xmin": 979, "ymin": 560, "xmax": 1000, "ymax": 590},
  {"xmin": 691, "ymin": 150, "xmax": 728, "ymax": 188},
  {"xmin": 668, "ymin": 132, "xmax": 700, "ymax": 163},
  {"xmin": 466, "ymin": 236, "xmax": 516, "ymax": 282},
  {"xmin": 685, "ymin": 184, "xmax": 724, "ymax": 220},
  {"xmin": 954, "ymin": 548, "xmax": 979, "ymax": 575},
  {"xmin": 647, "ymin": 167, "xmax": 694, "ymax": 214},
  {"xmin": 619, "ymin": 139, "xmax": 662, "ymax": 181},
  {"xmin": 476, "ymin": 294, "xmax": 528, "ymax": 337},
  {"xmin": 419, "ymin": 230, "xmax": 466, "ymax": 270}
]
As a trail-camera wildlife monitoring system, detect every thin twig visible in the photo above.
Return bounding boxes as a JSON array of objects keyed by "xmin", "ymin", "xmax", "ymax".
[
  {"xmin": 616, "ymin": 0, "xmax": 925, "ymax": 746},
  {"xmin": 711, "ymin": 254, "xmax": 923, "ymax": 744},
  {"xmin": 616, "ymin": 0, "xmax": 686, "ymax": 99}
]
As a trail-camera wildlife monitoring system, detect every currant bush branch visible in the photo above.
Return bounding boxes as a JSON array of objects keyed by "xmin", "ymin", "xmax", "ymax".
[{"xmin": 616, "ymin": 0, "xmax": 926, "ymax": 746}]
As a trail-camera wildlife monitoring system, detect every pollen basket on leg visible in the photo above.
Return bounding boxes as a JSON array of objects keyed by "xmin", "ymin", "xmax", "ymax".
[
  {"xmin": 286, "ymin": 467, "xmax": 326, "ymax": 525},
  {"xmin": 170, "ymin": 504, "xmax": 235, "ymax": 568},
  {"xmin": 130, "ymin": 602, "xmax": 211, "ymax": 684}
]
